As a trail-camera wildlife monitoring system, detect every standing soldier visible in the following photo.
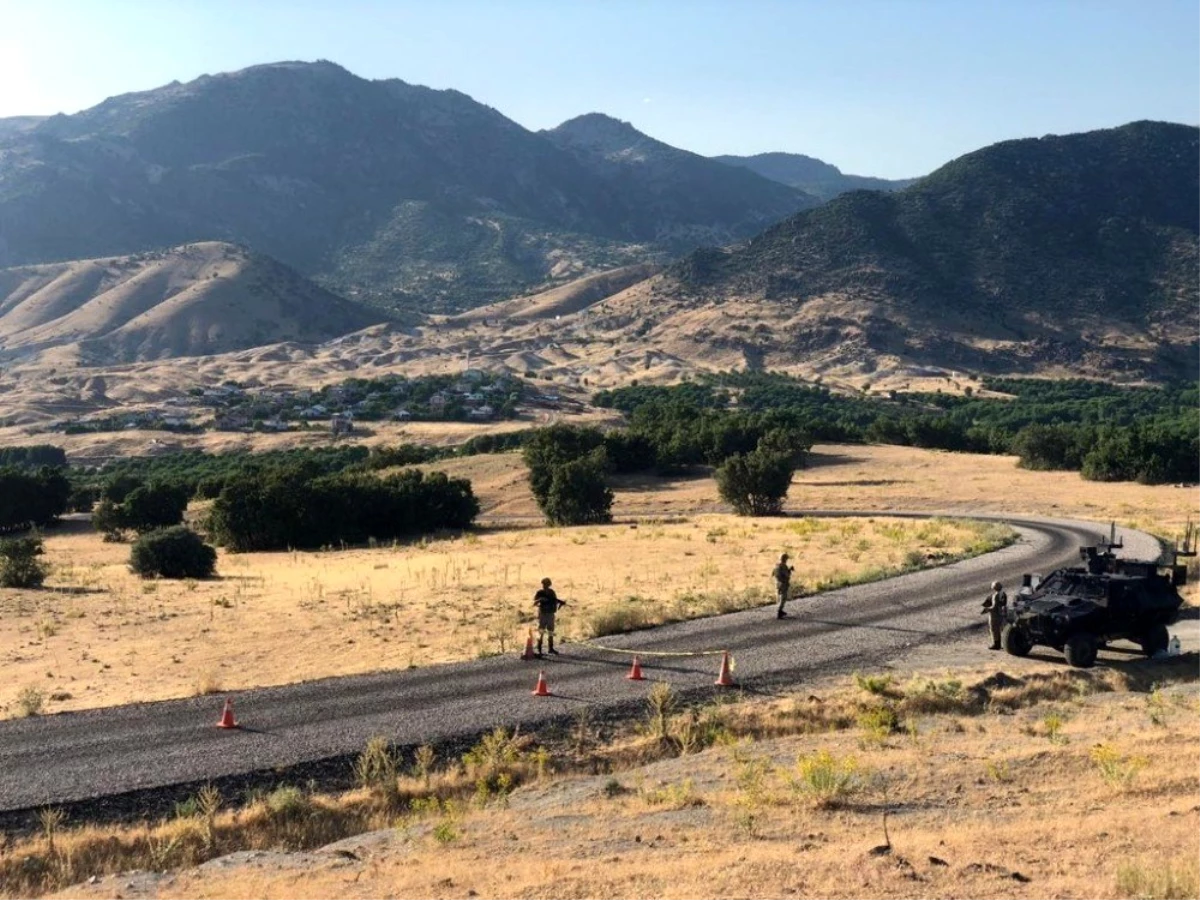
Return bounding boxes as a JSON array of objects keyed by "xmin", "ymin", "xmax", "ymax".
[
  {"xmin": 982, "ymin": 580, "xmax": 1007, "ymax": 650},
  {"xmin": 534, "ymin": 577, "xmax": 566, "ymax": 656},
  {"xmin": 773, "ymin": 553, "xmax": 794, "ymax": 619}
]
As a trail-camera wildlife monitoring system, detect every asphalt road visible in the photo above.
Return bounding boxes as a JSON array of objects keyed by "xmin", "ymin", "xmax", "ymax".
[{"xmin": 0, "ymin": 513, "xmax": 1159, "ymax": 817}]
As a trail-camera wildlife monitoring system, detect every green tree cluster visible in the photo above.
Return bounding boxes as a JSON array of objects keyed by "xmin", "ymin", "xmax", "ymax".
[
  {"xmin": 206, "ymin": 467, "xmax": 479, "ymax": 552},
  {"xmin": 0, "ymin": 467, "xmax": 70, "ymax": 532},
  {"xmin": 92, "ymin": 480, "xmax": 189, "ymax": 539},
  {"xmin": 522, "ymin": 426, "xmax": 613, "ymax": 526},
  {"xmin": 0, "ymin": 445, "xmax": 67, "ymax": 469},
  {"xmin": 595, "ymin": 372, "xmax": 1197, "ymax": 485}
]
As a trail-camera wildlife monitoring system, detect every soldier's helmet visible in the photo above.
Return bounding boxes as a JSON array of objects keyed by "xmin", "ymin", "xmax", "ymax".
[
  {"xmin": 780, "ymin": 553, "xmax": 789, "ymax": 562},
  {"xmin": 542, "ymin": 577, "xmax": 552, "ymax": 587},
  {"xmin": 991, "ymin": 580, "xmax": 1002, "ymax": 590}
]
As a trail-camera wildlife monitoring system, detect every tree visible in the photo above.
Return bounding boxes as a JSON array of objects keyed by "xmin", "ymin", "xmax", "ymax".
[
  {"xmin": 121, "ymin": 483, "xmax": 189, "ymax": 532},
  {"xmin": 0, "ymin": 467, "xmax": 70, "ymax": 531},
  {"xmin": 755, "ymin": 427, "xmax": 810, "ymax": 468},
  {"xmin": 91, "ymin": 482, "xmax": 188, "ymax": 538},
  {"xmin": 91, "ymin": 499, "xmax": 127, "ymax": 541},
  {"xmin": 541, "ymin": 454, "xmax": 613, "ymax": 526},
  {"xmin": 715, "ymin": 450, "xmax": 796, "ymax": 516},
  {"xmin": 130, "ymin": 527, "xmax": 217, "ymax": 579},
  {"xmin": 522, "ymin": 425, "xmax": 606, "ymax": 504},
  {"xmin": 0, "ymin": 533, "xmax": 48, "ymax": 588},
  {"xmin": 101, "ymin": 474, "xmax": 144, "ymax": 504}
]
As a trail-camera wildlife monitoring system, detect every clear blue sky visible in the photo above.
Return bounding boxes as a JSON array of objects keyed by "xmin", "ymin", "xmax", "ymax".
[{"xmin": 1, "ymin": 0, "xmax": 1195, "ymax": 177}]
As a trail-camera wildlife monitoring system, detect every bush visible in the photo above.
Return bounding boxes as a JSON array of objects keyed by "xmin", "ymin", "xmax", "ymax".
[
  {"xmin": 130, "ymin": 527, "xmax": 217, "ymax": 579},
  {"xmin": 0, "ymin": 534, "xmax": 48, "ymax": 588},
  {"xmin": 715, "ymin": 450, "xmax": 795, "ymax": 516}
]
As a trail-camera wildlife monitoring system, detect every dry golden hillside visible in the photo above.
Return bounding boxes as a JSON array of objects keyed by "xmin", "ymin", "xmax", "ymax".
[{"xmin": 0, "ymin": 242, "xmax": 384, "ymax": 364}]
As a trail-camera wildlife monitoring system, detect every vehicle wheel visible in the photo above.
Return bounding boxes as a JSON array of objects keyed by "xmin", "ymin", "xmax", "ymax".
[
  {"xmin": 1001, "ymin": 624, "xmax": 1032, "ymax": 657},
  {"xmin": 1064, "ymin": 633, "xmax": 1098, "ymax": 668},
  {"xmin": 1139, "ymin": 624, "xmax": 1169, "ymax": 657}
]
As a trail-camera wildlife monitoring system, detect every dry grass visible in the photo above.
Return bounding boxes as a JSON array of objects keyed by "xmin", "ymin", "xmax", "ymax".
[
  {"xmin": 20, "ymin": 657, "xmax": 1197, "ymax": 900},
  {"xmin": 0, "ymin": 510, "xmax": 1005, "ymax": 719}
]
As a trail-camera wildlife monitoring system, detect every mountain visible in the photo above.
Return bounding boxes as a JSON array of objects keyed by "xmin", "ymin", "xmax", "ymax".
[
  {"xmin": 597, "ymin": 121, "xmax": 1198, "ymax": 382},
  {"xmin": 543, "ymin": 114, "xmax": 816, "ymax": 243},
  {"xmin": 0, "ymin": 62, "xmax": 814, "ymax": 314},
  {"xmin": 0, "ymin": 117, "xmax": 45, "ymax": 141},
  {"xmin": 713, "ymin": 152, "xmax": 918, "ymax": 201},
  {"xmin": 0, "ymin": 241, "xmax": 386, "ymax": 363}
]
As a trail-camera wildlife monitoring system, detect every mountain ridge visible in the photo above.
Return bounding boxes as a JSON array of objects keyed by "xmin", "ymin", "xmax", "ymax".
[
  {"xmin": 656, "ymin": 120, "xmax": 1198, "ymax": 381},
  {"xmin": 0, "ymin": 62, "xmax": 817, "ymax": 314},
  {"xmin": 713, "ymin": 151, "xmax": 918, "ymax": 200}
]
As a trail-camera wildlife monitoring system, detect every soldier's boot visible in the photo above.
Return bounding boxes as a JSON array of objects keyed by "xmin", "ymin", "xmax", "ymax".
[
  {"xmin": 536, "ymin": 638, "xmax": 544, "ymax": 657},
  {"xmin": 548, "ymin": 636, "xmax": 559, "ymax": 655}
]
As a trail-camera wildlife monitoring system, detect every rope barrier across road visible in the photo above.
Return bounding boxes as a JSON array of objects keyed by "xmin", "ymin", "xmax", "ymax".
[{"xmin": 576, "ymin": 640, "xmax": 729, "ymax": 657}]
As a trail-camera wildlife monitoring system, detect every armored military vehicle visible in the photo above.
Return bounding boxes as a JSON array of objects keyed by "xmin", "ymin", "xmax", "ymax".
[{"xmin": 1001, "ymin": 524, "xmax": 1194, "ymax": 668}]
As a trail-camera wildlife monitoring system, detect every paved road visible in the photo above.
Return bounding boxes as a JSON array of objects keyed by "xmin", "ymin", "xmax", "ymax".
[{"xmin": 0, "ymin": 513, "xmax": 1159, "ymax": 816}]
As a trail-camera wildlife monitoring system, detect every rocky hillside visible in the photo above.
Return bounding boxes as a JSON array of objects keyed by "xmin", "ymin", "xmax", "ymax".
[
  {"xmin": 650, "ymin": 121, "xmax": 1199, "ymax": 381},
  {"xmin": 0, "ymin": 62, "xmax": 814, "ymax": 314},
  {"xmin": 0, "ymin": 241, "xmax": 385, "ymax": 363},
  {"xmin": 713, "ymin": 151, "xmax": 918, "ymax": 200}
]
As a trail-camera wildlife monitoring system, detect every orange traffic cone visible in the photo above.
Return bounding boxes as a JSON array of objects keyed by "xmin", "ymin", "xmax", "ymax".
[
  {"xmin": 532, "ymin": 670, "xmax": 551, "ymax": 696},
  {"xmin": 215, "ymin": 698, "xmax": 239, "ymax": 729},
  {"xmin": 714, "ymin": 651, "xmax": 735, "ymax": 687},
  {"xmin": 520, "ymin": 630, "xmax": 536, "ymax": 661},
  {"xmin": 626, "ymin": 656, "xmax": 645, "ymax": 681}
]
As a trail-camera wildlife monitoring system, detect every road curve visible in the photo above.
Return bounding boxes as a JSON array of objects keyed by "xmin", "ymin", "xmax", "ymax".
[{"xmin": 0, "ymin": 513, "xmax": 1160, "ymax": 818}]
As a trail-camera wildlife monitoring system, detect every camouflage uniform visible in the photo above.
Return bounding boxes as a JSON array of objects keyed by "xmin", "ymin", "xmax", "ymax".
[
  {"xmin": 773, "ymin": 554, "xmax": 794, "ymax": 619},
  {"xmin": 534, "ymin": 578, "xmax": 566, "ymax": 655},
  {"xmin": 982, "ymin": 581, "xmax": 1007, "ymax": 649}
]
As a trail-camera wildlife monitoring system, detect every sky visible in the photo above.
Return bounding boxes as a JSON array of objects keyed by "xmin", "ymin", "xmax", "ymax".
[{"xmin": 0, "ymin": 0, "xmax": 1196, "ymax": 178}]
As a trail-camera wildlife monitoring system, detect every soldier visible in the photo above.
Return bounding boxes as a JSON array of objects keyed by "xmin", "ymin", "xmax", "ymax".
[
  {"xmin": 533, "ymin": 577, "xmax": 566, "ymax": 656},
  {"xmin": 982, "ymin": 580, "xmax": 1008, "ymax": 650},
  {"xmin": 773, "ymin": 553, "xmax": 794, "ymax": 619}
]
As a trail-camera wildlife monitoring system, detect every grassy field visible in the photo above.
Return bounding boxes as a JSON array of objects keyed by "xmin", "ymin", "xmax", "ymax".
[
  {"xmin": 0, "ymin": 511, "xmax": 1005, "ymax": 719},
  {"xmin": 411, "ymin": 442, "xmax": 1198, "ymax": 538}
]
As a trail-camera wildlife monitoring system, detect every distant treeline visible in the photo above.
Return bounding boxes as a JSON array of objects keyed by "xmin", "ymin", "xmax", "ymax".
[
  {"xmin": 594, "ymin": 374, "xmax": 1199, "ymax": 485},
  {"xmin": 70, "ymin": 430, "xmax": 533, "ymax": 500},
  {"xmin": 0, "ymin": 445, "xmax": 67, "ymax": 469}
]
